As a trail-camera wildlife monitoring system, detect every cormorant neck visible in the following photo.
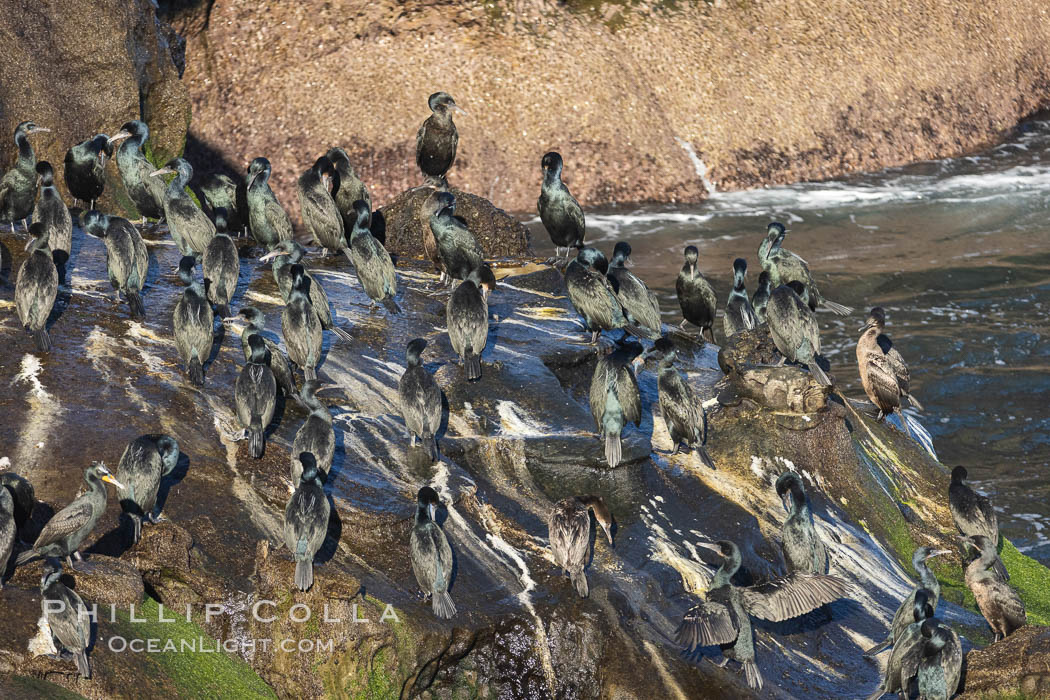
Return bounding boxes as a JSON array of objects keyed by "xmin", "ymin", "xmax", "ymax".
[
  {"xmin": 542, "ymin": 166, "xmax": 562, "ymax": 186},
  {"xmin": 415, "ymin": 501, "xmax": 432, "ymax": 525},
  {"xmin": 15, "ymin": 132, "xmax": 34, "ymax": 168},
  {"xmin": 916, "ymin": 559, "xmax": 938, "ymax": 588},
  {"xmin": 732, "ymin": 273, "xmax": 746, "ymax": 293}
]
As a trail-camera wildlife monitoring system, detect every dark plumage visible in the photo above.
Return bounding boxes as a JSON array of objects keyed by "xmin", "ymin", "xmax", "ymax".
[
  {"xmin": 63, "ymin": 134, "xmax": 112, "ymax": 208},
  {"xmin": 410, "ymin": 486, "xmax": 456, "ymax": 619},
  {"xmin": 246, "ymin": 157, "xmax": 293, "ymax": 249},
  {"xmin": 416, "ymin": 92, "xmax": 464, "ymax": 180},
  {"xmin": 172, "ymin": 255, "xmax": 214, "ymax": 386},
  {"xmin": 960, "ymin": 534, "xmax": 1026, "ymax": 641},
  {"xmin": 297, "ymin": 156, "xmax": 344, "ymax": 253},
  {"xmin": 199, "ymin": 172, "xmax": 247, "ymax": 236},
  {"xmin": 291, "ymin": 380, "xmax": 335, "ymax": 484},
  {"xmin": 723, "ymin": 258, "xmax": 757, "ymax": 339},
  {"xmin": 866, "ymin": 307, "xmax": 923, "ymax": 409},
  {"xmin": 423, "ymin": 191, "xmax": 484, "ymax": 284},
  {"xmin": 767, "ymin": 281, "xmax": 832, "ymax": 385},
  {"xmin": 447, "ymin": 267, "xmax": 490, "ymax": 382},
  {"xmin": 752, "ymin": 270, "xmax": 772, "ymax": 324},
  {"xmin": 15, "ymin": 223, "xmax": 58, "ymax": 352},
  {"xmin": 608, "ymin": 241, "xmax": 661, "ymax": 339},
  {"xmin": 260, "ymin": 240, "xmax": 336, "ymax": 330},
  {"xmin": 281, "ymin": 264, "xmax": 324, "ymax": 381},
  {"xmin": 950, "ymin": 466, "xmax": 1007, "ymax": 581},
  {"xmin": 82, "ymin": 210, "xmax": 149, "ymax": 318},
  {"xmin": 0, "ymin": 121, "xmax": 49, "ymax": 229},
  {"xmin": 347, "ymin": 200, "xmax": 397, "ymax": 306},
  {"xmin": 537, "ymin": 152, "xmax": 585, "ymax": 255},
  {"xmin": 16, "ymin": 463, "xmax": 125, "ymax": 569},
  {"xmin": 776, "ymin": 472, "xmax": 826, "ymax": 574},
  {"xmin": 32, "ymin": 161, "xmax": 72, "ymax": 281},
  {"xmin": 41, "ymin": 562, "xmax": 92, "ymax": 678},
  {"xmin": 857, "ymin": 306, "xmax": 920, "ymax": 436},
  {"xmin": 237, "ymin": 334, "xmax": 277, "ymax": 458},
  {"xmin": 547, "ymin": 495, "xmax": 613, "ymax": 598},
  {"xmin": 565, "ymin": 247, "xmax": 626, "ymax": 344},
  {"xmin": 115, "ymin": 434, "xmax": 179, "ymax": 543},
  {"xmin": 398, "ymin": 338, "xmax": 442, "ymax": 461},
  {"xmin": 202, "ymin": 211, "xmax": 239, "ymax": 318},
  {"xmin": 0, "ymin": 471, "xmax": 36, "ymax": 532},
  {"xmin": 326, "ymin": 147, "xmax": 371, "ymax": 237},
  {"xmin": 917, "ymin": 618, "xmax": 963, "ymax": 700},
  {"xmin": 589, "ymin": 342, "xmax": 642, "ymax": 468},
  {"xmin": 676, "ymin": 245, "xmax": 718, "ymax": 343},
  {"xmin": 865, "ymin": 546, "xmax": 949, "ymax": 655},
  {"xmin": 110, "ymin": 120, "xmax": 165, "ymax": 222},
  {"xmin": 151, "ymin": 158, "xmax": 215, "ymax": 257},
  {"xmin": 232, "ymin": 306, "xmax": 302, "ymax": 406},
  {"xmin": 759, "ymin": 221, "xmax": 853, "ymax": 315},
  {"xmin": 0, "ymin": 488, "xmax": 14, "ymax": 586},
  {"xmin": 867, "ymin": 589, "xmax": 936, "ymax": 700},
  {"xmin": 284, "ymin": 455, "xmax": 330, "ymax": 592},
  {"xmin": 676, "ymin": 540, "xmax": 852, "ymax": 691},
  {"xmin": 640, "ymin": 337, "xmax": 715, "ymax": 467}
]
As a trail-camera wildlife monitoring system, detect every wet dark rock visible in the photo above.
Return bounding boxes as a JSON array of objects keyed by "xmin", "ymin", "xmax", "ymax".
[
  {"xmin": 125, "ymin": 521, "xmax": 221, "ymax": 609},
  {"xmin": 961, "ymin": 625, "xmax": 1050, "ymax": 697},
  {"xmin": 718, "ymin": 325, "xmax": 832, "ymax": 414}
]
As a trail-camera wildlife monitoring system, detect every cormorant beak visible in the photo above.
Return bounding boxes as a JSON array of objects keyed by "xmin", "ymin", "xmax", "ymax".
[
  {"xmin": 314, "ymin": 384, "xmax": 342, "ymax": 395},
  {"xmin": 449, "ymin": 103, "xmax": 467, "ymax": 116},
  {"xmin": 689, "ymin": 263, "xmax": 696, "ymax": 280},
  {"xmin": 109, "ymin": 130, "xmax": 132, "ymax": 144},
  {"xmin": 427, "ymin": 503, "xmax": 437, "ymax": 522},
  {"xmin": 601, "ymin": 524, "xmax": 614, "ymax": 547},
  {"xmin": 98, "ymin": 152, "xmax": 107, "ymax": 167},
  {"xmin": 102, "ymin": 474, "xmax": 127, "ymax": 491},
  {"xmin": 321, "ymin": 173, "xmax": 331, "ymax": 192},
  {"xmin": 625, "ymin": 257, "xmax": 636, "ymax": 268},
  {"xmin": 927, "ymin": 549, "xmax": 951, "ymax": 560},
  {"xmin": 631, "ymin": 354, "xmax": 646, "ymax": 371},
  {"xmin": 697, "ymin": 541, "xmax": 722, "ymax": 557},
  {"xmin": 28, "ymin": 126, "xmax": 50, "ymax": 134},
  {"xmin": 150, "ymin": 167, "xmax": 175, "ymax": 178},
  {"xmin": 258, "ymin": 250, "xmax": 281, "ymax": 262},
  {"xmin": 23, "ymin": 237, "xmax": 36, "ymax": 251},
  {"xmin": 858, "ymin": 321, "xmax": 874, "ymax": 333},
  {"xmin": 780, "ymin": 492, "xmax": 793, "ymax": 514}
]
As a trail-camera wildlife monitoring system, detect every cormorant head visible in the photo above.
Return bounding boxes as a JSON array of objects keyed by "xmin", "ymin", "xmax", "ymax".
[
  {"xmin": 351, "ymin": 199, "xmax": 371, "ymax": 234},
  {"xmin": 310, "ymin": 156, "xmax": 333, "ymax": 188},
  {"xmin": 683, "ymin": 245, "xmax": 699, "ymax": 279},
  {"xmin": 912, "ymin": 588, "xmax": 934, "ymax": 622},
  {"xmin": 637, "ymin": 336, "xmax": 676, "ymax": 370},
  {"xmin": 89, "ymin": 462, "xmax": 126, "ymax": 491},
  {"xmin": 774, "ymin": 471, "xmax": 806, "ymax": 515},
  {"xmin": 405, "ymin": 338, "xmax": 428, "ymax": 367},
  {"xmin": 732, "ymin": 257, "xmax": 747, "ymax": 281},
  {"xmin": 468, "ymin": 264, "xmax": 496, "ymax": 301},
  {"xmin": 289, "ymin": 264, "xmax": 312, "ymax": 295},
  {"xmin": 766, "ymin": 222, "xmax": 786, "ymax": 240},
  {"xmin": 859, "ymin": 307, "xmax": 886, "ymax": 334},
  {"xmin": 423, "ymin": 190, "xmax": 456, "ymax": 220},
  {"xmin": 15, "ymin": 121, "xmax": 50, "ymax": 138},
  {"xmin": 247, "ymin": 333, "xmax": 270, "ymax": 364},
  {"xmin": 912, "ymin": 546, "xmax": 950, "ymax": 568},
  {"xmin": 35, "ymin": 160, "xmax": 54, "ymax": 188},
  {"xmin": 959, "ymin": 534, "xmax": 993, "ymax": 559},
  {"xmin": 25, "ymin": 222, "xmax": 49, "ymax": 252},
  {"xmin": 156, "ymin": 436, "xmax": 180, "ymax": 476},
  {"xmin": 698, "ymin": 540, "xmax": 738, "ymax": 561},
  {"xmin": 611, "ymin": 241, "xmax": 634, "ymax": 268},
  {"xmin": 756, "ymin": 270, "xmax": 771, "ymax": 292},
  {"xmin": 213, "ymin": 207, "xmax": 229, "ymax": 234},
  {"xmin": 580, "ymin": 495, "xmax": 614, "ymax": 546},
  {"xmin": 237, "ymin": 305, "xmax": 264, "ymax": 328},
  {"xmin": 81, "ymin": 210, "xmax": 109, "ymax": 239},
  {"xmin": 575, "ymin": 246, "xmax": 605, "ymax": 270},
  {"xmin": 325, "ymin": 147, "xmax": 351, "ymax": 171},
  {"xmin": 150, "ymin": 157, "xmax": 189, "ymax": 181},
  {"xmin": 41, "ymin": 559, "xmax": 63, "ymax": 590},
  {"xmin": 247, "ymin": 157, "xmax": 272, "ymax": 188},
  {"xmin": 540, "ymin": 152, "xmax": 563, "ymax": 177},
  {"xmin": 416, "ymin": 485, "xmax": 441, "ymax": 523},
  {"xmin": 177, "ymin": 255, "xmax": 197, "ymax": 286},
  {"xmin": 950, "ymin": 465, "xmax": 967, "ymax": 484},
  {"xmin": 88, "ymin": 133, "xmax": 112, "ymax": 161},
  {"xmin": 298, "ymin": 452, "xmax": 321, "ymax": 485},
  {"xmin": 919, "ymin": 619, "xmax": 950, "ymax": 656},
  {"xmin": 112, "ymin": 120, "xmax": 147, "ymax": 144},
  {"xmin": 428, "ymin": 92, "xmax": 465, "ymax": 117}
]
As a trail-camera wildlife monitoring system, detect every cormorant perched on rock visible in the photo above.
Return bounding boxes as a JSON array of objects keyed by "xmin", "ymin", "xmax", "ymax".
[
  {"xmin": 608, "ymin": 241, "xmax": 660, "ymax": 339},
  {"xmin": 230, "ymin": 306, "xmax": 302, "ymax": 407},
  {"xmin": 677, "ymin": 539, "xmax": 852, "ymax": 691},
  {"xmin": 202, "ymin": 209, "xmax": 239, "ymax": 318},
  {"xmin": 260, "ymin": 240, "xmax": 337, "ymax": 331},
  {"xmin": 675, "ymin": 245, "xmax": 717, "ymax": 343},
  {"xmin": 200, "ymin": 172, "xmax": 246, "ymax": 236},
  {"xmin": 152, "ymin": 158, "xmax": 216, "ymax": 257},
  {"xmin": 172, "ymin": 255, "xmax": 214, "ymax": 386},
  {"xmin": 246, "ymin": 157, "xmax": 293, "ymax": 249},
  {"xmin": 950, "ymin": 466, "xmax": 1007, "ymax": 581},
  {"xmin": 859, "ymin": 306, "xmax": 924, "ymax": 410},
  {"xmin": 284, "ymin": 454, "xmax": 330, "ymax": 592},
  {"xmin": 236, "ymin": 334, "xmax": 277, "ymax": 459},
  {"xmin": 297, "ymin": 156, "xmax": 344, "ymax": 254},
  {"xmin": 0, "ymin": 488, "xmax": 14, "ymax": 586},
  {"xmin": 538, "ymin": 152, "xmax": 585, "ymax": 256},
  {"xmin": 864, "ymin": 546, "xmax": 949, "ymax": 655},
  {"xmin": 752, "ymin": 270, "xmax": 772, "ymax": 324},
  {"xmin": 916, "ymin": 618, "xmax": 963, "ymax": 700},
  {"xmin": 639, "ymin": 337, "xmax": 715, "ymax": 467},
  {"xmin": 767, "ymin": 281, "xmax": 832, "ymax": 385},
  {"xmin": 447, "ymin": 267, "xmax": 490, "ymax": 382},
  {"xmin": 16, "ymin": 463, "xmax": 125, "ymax": 569},
  {"xmin": 110, "ymin": 120, "xmax": 165, "ymax": 222},
  {"xmin": 759, "ymin": 222, "xmax": 852, "ymax": 315},
  {"xmin": 326, "ymin": 147, "xmax": 371, "ymax": 235},
  {"xmin": 960, "ymin": 534, "xmax": 1025, "ymax": 641},
  {"xmin": 723, "ymin": 258, "xmax": 757, "ymax": 339},
  {"xmin": 410, "ymin": 486, "xmax": 456, "ymax": 619},
  {"xmin": 0, "ymin": 471, "xmax": 36, "ymax": 533},
  {"xmin": 32, "ymin": 162, "xmax": 72, "ymax": 282},
  {"xmin": 548, "ymin": 495, "xmax": 613, "ymax": 598},
  {"xmin": 63, "ymin": 134, "xmax": 112, "ymax": 209},
  {"xmin": 347, "ymin": 200, "xmax": 397, "ymax": 308},
  {"xmin": 282, "ymin": 264, "xmax": 324, "ymax": 381},
  {"xmin": 423, "ymin": 191, "xmax": 484, "ymax": 284},
  {"xmin": 0, "ymin": 121, "xmax": 50, "ymax": 231},
  {"xmin": 866, "ymin": 589, "xmax": 936, "ymax": 700},
  {"xmin": 291, "ymin": 380, "xmax": 335, "ymax": 484},
  {"xmin": 41, "ymin": 561, "xmax": 92, "ymax": 678},
  {"xmin": 565, "ymin": 247, "xmax": 626, "ymax": 344},
  {"xmin": 775, "ymin": 472, "xmax": 826, "ymax": 574},
  {"xmin": 15, "ymin": 223, "xmax": 59, "ymax": 353},
  {"xmin": 416, "ymin": 92, "xmax": 465, "ymax": 181},
  {"xmin": 589, "ymin": 342, "xmax": 642, "ymax": 468},
  {"xmin": 83, "ymin": 210, "xmax": 148, "ymax": 318},
  {"xmin": 115, "ymin": 434, "xmax": 179, "ymax": 543},
  {"xmin": 398, "ymin": 338, "xmax": 442, "ymax": 462}
]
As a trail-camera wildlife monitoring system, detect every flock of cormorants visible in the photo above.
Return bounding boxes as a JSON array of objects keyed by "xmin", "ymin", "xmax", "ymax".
[{"xmin": 0, "ymin": 91, "xmax": 1029, "ymax": 697}]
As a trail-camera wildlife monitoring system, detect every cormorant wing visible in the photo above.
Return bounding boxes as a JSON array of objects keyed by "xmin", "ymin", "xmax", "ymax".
[
  {"xmin": 589, "ymin": 362, "xmax": 613, "ymax": 432},
  {"xmin": 884, "ymin": 344, "xmax": 911, "ymax": 393},
  {"xmin": 571, "ymin": 268, "xmax": 625, "ymax": 332},
  {"xmin": 299, "ymin": 182, "xmax": 341, "ymax": 236},
  {"xmin": 549, "ymin": 504, "xmax": 589, "ymax": 571},
  {"xmin": 563, "ymin": 185, "xmax": 585, "ymax": 234},
  {"xmin": 675, "ymin": 600, "xmax": 738, "ymax": 650},
  {"xmin": 415, "ymin": 120, "xmax": 429, "ymax": 171},
  {"xmin": 865, "ymin": 352, "xmax": 902, "ymax": 407},
  {"xmin": 264, "ymin": 197, "xmax": 292, "ymax": 241},
  {"xmin": 996, "ymin": 582, "xmax": 1027, "ymax": 629},
  {"xmin": 742, "ymin": 572, "xmax": 852, "ymax": 622},
  {"xmin": 739, "ymin": 297, "xmax": 758, "ymax": 331},
  {"xmin": 0, "ymin": 179, "xmax": 10, "ymax": 212},
  {"xmin": 306, "ymin": 271, "xmax": 334, "ymax": 328},
  {"xmin": 663, "ymin": 371, "xmax": 702, "ymax": 438},
  {"xmin": 617, "ymin": 364, "xmax": 642, "ymax": 427},
  {"xmin": 611, "ymin": 269, "xmax": 661, "ymax": 336},
  {"xmin": 33, "ymin": 501, "xmax": 94, "ymax": 549}
]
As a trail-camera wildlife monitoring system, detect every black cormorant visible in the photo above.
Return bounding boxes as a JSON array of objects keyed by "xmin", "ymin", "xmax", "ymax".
[
  {"xmin": 775, "ymin": 472, "xmax": 826, "ymax": 574},
  {"xmin": 0, "ymin": 488, "xmax": 14, "ymax": 587},
  {"xmin": 857, "ymin": 307, "xmax": 920, "ymax": 435},
  {"xmin": 0, "ymin": 121, "xmax": 49, "ymax": 231},
  {"xmin": 608, "ymin": 241, "xmax": 660, "ymax": 339},
  {"xmin": 447, "ymin": 266, "xmax": 489, "ymax": 381},
  {"xmin": 202, "ymin": 210, "xmax": 239, "ymax": 318},
  {"xmin": 172, "ymin": 255, "xmax": 215, "ymax": 386},
  {"xmin": 639, "ymin": 337, "xmax": 715, "ymax": 467},
  {"xmin": 565, "ymin": 247, "xmax": 626, "ymax": 344},
  {"xmin": 589, "ymin": 342, "xmax": 642, "ymax": 467},
  {"xmin": 41, "ymin": 561, "xmax": 92, "ymax": 678},
  {"xmin": 259, "ymin": 239, "xmax": 338, "ymax": 331},
  {"xmin": 675, "ymin": 245, "xmax": 718, "ymax": 343},
  {"xmin": 866, "ymin": 589, "xmax": 935, "ymax": 700},
  {"xmin": 752, "ymin": 270, "xmax": 772, "ymax": 324},
  {"xmin": 410, "ymin": 486, "xmax": 456, "ymax": 619},
  {"xmin": 950, "ymin": 466, "xmax": 1007, "ymax": 580},
  {"xmin": 110, "ymin": 120, "xmax": 166, "ymax": 222},
  {"xmin": 916, "ymin": 618, "xmax": 963, "ymax": 700},
  {"xmin": 281, "ymin": 264, "xmax": 324, "ymax": 381},
  {"xmin": 0, "ymin": 471, "xmax": 36, "ymax": 533},
  {"xmin": 230, "ymin": 306, "xmax": 302, "ymax": 407},
  {"xmin": 115, "ymin": 434, "xmax": 179, "ymax": 543},
  {"xmin": 291, "ymin": 380, "xmax": 335, "ymax": 484},
  {"xmin": 246, "ymin": 157, "xmax": 293, "ymax": 249},
  {"xmin": 151, "ymin": 158, "xmax": 216, "ymax": 257},
  {"xmin": 63, "ymin": 134, "xmax": 112, "ymax": 209},
  {"xmin": 960, "ymin": 534, "xmax": 1026, "ymax": 641},
  {"xmin": 32, "ymin": 161, "xmax": 72, "ymax": 282},
  {"xmin": 759, "ymin": 222, "xmax": 852, "ymax": 315},
  {"xmin": 547, "ymin": 495, "xmax": 613, "ymax": 598},
  {"xmin": 537, "ymin": 152, "xmax": 585, "ymax": 256},
  {"xmin": 284, "ymin": 454, "xmax": 330, "ymax": 592},
  {"xmin": 200, "ymin": 172, "xmax": 247, "ymax": 236},
  {"xmin": 723, "ymin": 258, "xmax": 757, "ymax": 339},
  {"xmin": 767, "ymin": 281, "xmax": 832, "ymax": 385},
  {"xmin": 864, "ymin": 546, "xmax": 949, "ymax": 655},
  {"xmin": 15, "ymin": 223, "xmax": 59, "ymax": 352},
  {"xmin": 83, "ymin": 210, "xmax": 149, "ymax": 318},
  {"xmin": 347, "ymin": 200, "xmax": 398, "ymax": 307},
  {"xmin": 236, "ymin": 334, "xmax": 277, "ymax": 458},
  {"xmin": 677, "ymin": 539, "xmax": 852, "ymax": 690},
  {"xmin": 416, "ymin": 92, "xmax": 464, "ymax": 181},
  {"xmin": 326, "ymin": 147, "xmax": 371, "ymax": 235},
  {"xmin": 859, "ymin": 306, "xmax": 924, "ymax": 407},
  {"xmin": 424, "ymin": 191, "xmax": 484, "ymax": 284},
  {"xmin": 398, "ymin": 338, "xmax": 442, "ymax": 461},
  {"xmin": 297, "ymin": 156, "xmax": 344, "ymax": 254}
]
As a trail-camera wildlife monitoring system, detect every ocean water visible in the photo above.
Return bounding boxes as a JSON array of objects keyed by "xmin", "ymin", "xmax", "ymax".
[{"xmin": 528, "ymin": 116, "xmax": 1050, "ymax": 563}]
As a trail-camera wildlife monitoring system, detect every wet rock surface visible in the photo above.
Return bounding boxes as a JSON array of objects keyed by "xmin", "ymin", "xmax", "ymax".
[{"xmin": 960, "ymin": 625, "xmax": 1050, "ymax": 697}]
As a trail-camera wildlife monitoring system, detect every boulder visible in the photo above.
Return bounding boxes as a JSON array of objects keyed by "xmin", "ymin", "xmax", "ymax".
[{"xmin": 961, "ymin": 625, "xmax": 1050, "ymax": 697}]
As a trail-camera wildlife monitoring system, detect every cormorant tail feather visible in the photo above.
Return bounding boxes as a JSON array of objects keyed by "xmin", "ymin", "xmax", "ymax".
[
  {"xmin": 295, "ymin": 560, "xmax": 313, "ymax": 591},
  {"xmin": 822, "ymin": 299, "xmax": 853, "ymax": 316},
  {"xmin": 605, "ymin": 433, "xmax": 621, "ymax": 468},
  {"xmin": 188, "ymin": 357, "xmax": 205, "ymax": 386},
  {"xmin": 465, "ymin": 351, "xmax": 482, "ymax": 381},
  {"xmin": 34, "ymin": 329, "xmax": 51, "ymax": 353},
  {"xmin": 127, "ymin": 290, "xmax": 146, "ymax": 319},
  {"xmin": 571, "ymin": 570, "xmax": 589, "ymax": 598},
  {"xmin": 432, "ymin": 590, "xmax": 456, "ymax": 619},
  {"xmin": 743, "ymin": 660, "xmax": 763, "ymax": 690}
]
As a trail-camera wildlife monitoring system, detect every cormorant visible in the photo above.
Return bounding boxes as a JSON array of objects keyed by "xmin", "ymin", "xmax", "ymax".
[
  {"xmin": 15, "ymin": 223, "xmax": 59, "ymax": 353},
  {"xmin": 200, "ymin": 172, "xmax": 247, "ymax": 236},
  {"xmin": 259, "ymin": 240, "xmax": 337, "ymax": 330},
  {"xmin": 416, "ymin": 92, "xmax": 465, "ymax": 181},
  {"xmin": 0, "ymin": 121, "xmax": 50, "ymax": 231},
  {"xmin": 767, "ymin": 281, "xmax": 832, "ymax": 385},
  {"xmin": 297, "ymin": 156, "xmax": 344, "ymax": 254},
  {"xmin": 281, "ymin": 264, "xmax": 324, "ymax": 381},
  {"xmin": 326, "ymin": 147, "xmax": 371, "ymax": 236},
  {"xmin": 16, "ymin": 463, "xmax": 125, "ymax": 569},
  {"xmin": 447, "ymin": 266, "xmax": 489, "ymax": 381},
  {"xmin": 608, "ymin": 241, "xmax": 661, "ymax": 339},
  {"xmin": 866, "ymin": 589, "xmax": 936, "ymax": 700},
  {"xmin": 63, "ymin": 134, "xmax": 112, "ymax": 209},
  {"xmin": 723, "ymin": 258, "xmax": 757, "ymax": 339},
  {"xmin": 41, "ymin": 561, "xmax": 92, "ymax": 678},
  {"xmin": 864, "ymin": 546, "xmax": 949, "ymax": 655},
  {"xmin": 347, "ymin": 200, "xmax": 398, "ymax": 307},
  {"xmin": 860, "ymin": 306, "xmax": 924, "ymax": 408},
  {"xmin": 916, "ymin": 618, "xmax": 963, "ymax": 700},
  {"xmin": 675, "ymin": 245, "xmax": 718, "ymax": 343},
  {"xmin": 151, "ymin": 158, "xmax": 216, "ymax": 257},
  {"xmin": 537, "ymin": 152, "xmax": 585, "ymax": 256},
  {"xmin": 423, "ymin": 191, "xmax": 484, "ymax": 284},
  {"xmin": 410, "ymin": 486, "xmax": 456, "ymax": 619},
  {"xmin": 230, "ymin": 306, "xmax": 302, "ymax": 407},
  {"xmin": 775, "ymin": 472, "xmax": 826, "ymax": 574},
  {"xmin": 110, "ymin": 120, "xmax": 166, "ymax": 222},
  {"xmin": 950, "ymin": 466, "xmax": 1007, "ymax": 581},
  {"xmin": 284, "ymin": 453, "xmax": 330, "ymax": 592},
  {"xmin": 246, "ymin": 157, "xmax": 293, "ymax": 249},
  {"xmin": 83, "ymin": 210, "xmax": 148, "ymax": 318},
  {"xmin": 857, "ymin": 307, "xmax": 921, "ymax": 435},
  {"xmin": 676, "ymin": 539, "xmax": 852, "ymax": 690},
  {"xmin": 115, "ymin": 434, "xmax": 179, "ymax": 543},
  {"xmin": 0, "ymin": 488, "xmax": 14, "ymax": 586},
  {"xmin": 202, "ymin": 209, "xmax": 239, "ymax": 317},
  {"xmin": 0, "ymin": 471, "xmax": 36, "ymax": 532},
  {"xmin": 291, "ymin": 380, "xmax": 335, "ymax": 484},
  {"xmin": 752, "ymin": 270, "xmax": 772, "ymax": 324},
  {"xmin": 172, "ymin": 255, "xmax": 215, "ymax": 386},
  {"xmin": 547, "ymin": 495, "xmax": 613, "ymax": 597},
  {"xmin": 565, "ymin": 247, "xmax": 626, "ymax": 344},
  {"xmin": 398, "ymin": 338, "xmax": 442, "ymax": 461},
  {"xmin": 236, "ymin": 334, "xmax": 277, "ymax": 458},
  {"xmin": 759, "ymin": 222, "xmax": 852, "ymax": 315},
  {"xmin": 32, "ymin": 162, "xmax": 72, "ymax": 282},
  {"xmin": 960, "ymin": 534, "xmax": 1026, "ymax": 641},
  {"xmin": 639, "ymin": 337, "xmax": 715, "ymax": 467},
  {"xmin": 589, "ymin": 342, "xmax": 642, "ymax": 467}
]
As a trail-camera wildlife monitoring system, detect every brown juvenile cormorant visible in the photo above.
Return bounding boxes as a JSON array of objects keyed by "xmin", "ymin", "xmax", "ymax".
[
  {"xmin": 16, "ymin": 463, "xmax": 125, "ymax": 569},
  {"xmin": 675, "ymin": 245, "xmax": 718, "ymax": 343},
  {"xmin": 32, "ymin": 162, "xmax": 72, "ymax": 282},
  {"xmin": 63, "ymin": 134, "xmax": 112, "ymax": 209},
  {"xmin": 0, "ymin": 471, "xmax": 36, "ymax": 533},
  {"xmin": 246, "ymin": 157, "xmax": 293, "ymax": 249},
  {"xmin": 259, "ymin": 239, "xmax": 338, "ymax": 331},
  {"xmin": 173, "ymin": 255, "xmax": 215, "ymax": 386},
  {"xmin": 857, "ymin": 307, "xmax": 921, "ymax": 434},
  {"xmin": 326, "ymin": 147, "xmax": 371, "ymax": 236},
  {"xmin": 297, "ymin": 155, "xmax": 344, "ymax": 254},
  {"xmin": 960, "ymin": 534, "xmax": 1025, "ymax": 641},
  {"xmin": 608, "ymin": 241, "xmax": 661, "ymax": 339},
  {"xmin": 110, "ymin": 120, "xmax": 165, "ymax": 222},
  {"xmin": 565, "ymin": 247, "xmax": 626, "ymax": 344},
  {"xmin": 723, "ymin": 258, "xmax": 757, "ymax": 339},
  {"xmin": 759, "ymin": 222, "xmax": 852, "ymax": 315},
  {"xmin": 589, "ymin": 342, "xmax": 642, "ymax": 467},
  {"xmin": 916, "ymin": 618, "xmax": 963, "ymax": 700},
  {"xmin": 0, "ymin": 488, "xmax": 14, "ymax": 587},
  {"xmin": 0, "ymin": 121, "xmax": 49, "ymax": 231},
  {"xmin": 864, "ymin": 546, "xmax": 949, "ymax": 655},
  {"xmin": 229, "ymin": 306, "xmax": 303, "ymax": 407},
  {"xmin": 950, "ymin": 465, "xmax": 1007, "ymax": 581},
  {"xmin": 284, "ymin": 454, "xmax": 330, "ymax": 591},
  {"xmin": 537, "ymin": 152, "xmax": 586, "ymax": 256},
  {"xmin": 866, "ymin": 589, "xmax": 936, "ymax": 700},
  {"xmin": 398, "ymin": 338, "xmax": 442, "ymax": 462},
  {"xmin": 202, "ymin": 209, "xmax": 240, "ymax": 318},
  {"xmin": 767, "ymin": 281, "xmax": 832, "ymax": 385},
  {"xmin": 291, "ymin": 380, "xmax": 335, "ymax": 484},
  {"xmin": 676, "ymin": 539, "xmax": 852, "ymax": 690},
  {"xmin": 416, "ymin": 92, "xmax": 465, "ymax": 181},
  {"xmin": 15, "ymin": 223, "xmax": 59, "ymax": 353},
  {"xmin": 423, "ymin": 191, "xmax": 484, "ymax": 284},
  {"xmin": 151, "ymin": 158, "xmax": 216, "ymax": 257},
  {"xmin": 41, "ymin": 561, "xmax": 92, "ymax": 678},
  {"xmin": 237, "ymin": 334, "xmax": 277, "ymax": 458},
  {"xmin": 752, "ymin": 270, "xmax": 772, "ymax": 324},
  {"xmin": 547, "ymin": 495, "xmax": 613, "ymax": 598},
  {"xmin": 775, "ymin": 472, "xmax": 826, "ymax": 574},
  {"xmin": 347, "ymin": 200, "xmax": 398, "ymax": 308},
  {"xmin": 115, "ymin": 434, "xmax": 179, "ymax": 543},
  {"xmin": 410, "ymin": 486, "xmax": 456, "ymax": 619},
  {"xmin": 282, "ymin": 264, "xmax": 324, "ymax": 381},
  {"xmin": 200, "ymin": 172, "xmax": 247, "ymax": 236},
  {"xmin": 447, "ymin": 267, "xmax": 490, "ymax": 382},
  {"xmin": 638, "ymin": 337, "xmax": 715, "ymax": 467}
]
